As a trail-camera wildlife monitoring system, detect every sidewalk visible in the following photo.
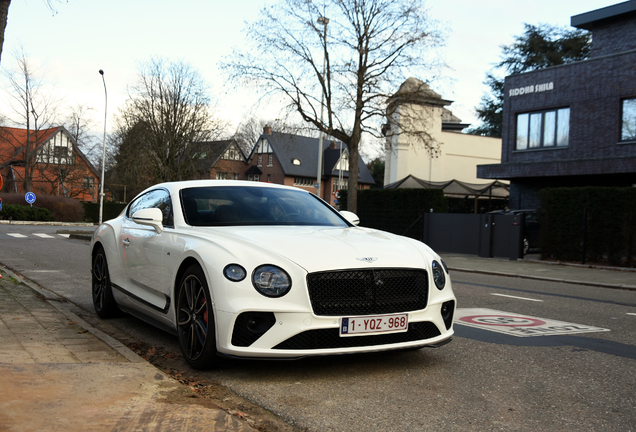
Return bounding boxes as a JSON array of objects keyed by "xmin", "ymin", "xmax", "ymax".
[
  {"xmin": 0, "ymin": 266, "xmax": 255, "ymax": 432},
  {"xmin": 441, "ymin": 253, "xmax": 636, "ymax": 290}
]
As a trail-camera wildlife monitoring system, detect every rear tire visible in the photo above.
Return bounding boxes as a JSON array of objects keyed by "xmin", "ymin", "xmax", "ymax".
[
  {"xmin": 177, "ymin": 265, "xmax": 218, "ymax": 369},
  {"xmin": 92, "ymin": 247, "xmax": 118, "ymax": 318}
]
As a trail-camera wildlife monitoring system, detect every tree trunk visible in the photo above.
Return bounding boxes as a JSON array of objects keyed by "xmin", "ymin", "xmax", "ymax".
[{"xmin": 0, "ymin": 0, "xmax": 10, "ymax": 66}]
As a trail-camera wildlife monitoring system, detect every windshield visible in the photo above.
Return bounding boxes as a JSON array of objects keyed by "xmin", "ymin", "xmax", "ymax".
[{"xmin": 179, "ymin": 186, "xmax": 350, "ymax": 227}]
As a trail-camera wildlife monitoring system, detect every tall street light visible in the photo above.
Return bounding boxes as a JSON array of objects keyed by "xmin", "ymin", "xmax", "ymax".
[
  {"xmin": 98, "ymin": 69, "xmax": 107, "ymax": 224},
  {"xmin": 316, "ymin": 15, "xmax": 329, "ymax": 200}
]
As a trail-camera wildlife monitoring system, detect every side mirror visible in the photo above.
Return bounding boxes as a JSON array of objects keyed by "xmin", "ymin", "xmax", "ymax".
[
  {"xmin": 132, "ymin": 208, "xmax": 164, "ymax": 233},
  {"xmin": 340, "ymin": 210, "xmax": 360, "ymax": 226}
]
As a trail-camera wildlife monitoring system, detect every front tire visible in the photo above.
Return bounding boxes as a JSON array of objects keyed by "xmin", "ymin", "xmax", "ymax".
[
  {"xmin": 92, "ymin": 246, "xmax": 118, "ymax": 318},
  {"xmin": 177, "ymin": 265, "xmax": 218, "ymax": 369}
]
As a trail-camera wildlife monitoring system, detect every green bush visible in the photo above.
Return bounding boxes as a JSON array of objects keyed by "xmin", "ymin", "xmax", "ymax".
[
  {"xmin": 0, "ymin": 204, "xmax": 55, "ymax": 222},
  {"xmin": 540, "ymin": 187, "xmax": 636, "ymax": 266},
  {"xmin": 340, "ymin": 189, "xmax": 447, "ymax": 239}
]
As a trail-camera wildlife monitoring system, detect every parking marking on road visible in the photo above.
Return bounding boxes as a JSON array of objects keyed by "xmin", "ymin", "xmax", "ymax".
[
  {"xmin": 455, "ymin": 308, "xmax": 610, "ymax": 337},
  {"xmin": 6, "ymin": 233, "xmax": 28, "ymax": 238},
  {"xmin": 627, "ymin": 313, "xmax": 636, "ymax": 316},
  {"xmin": 33, "ymin": 233, "xmax": 55, "ymax": 238},
  {"xmin": 491, "ymin": 293, "xmax": 543, "ymax": 302},
  {"xmin": 58, "ymin": 234, "xmax": 70, "ymax": 238}
]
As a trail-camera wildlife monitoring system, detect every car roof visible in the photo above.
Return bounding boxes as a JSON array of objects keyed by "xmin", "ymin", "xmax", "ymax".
[{"xmin": 142, "ymin": 180, "xmax": 311, "ymax": 197}]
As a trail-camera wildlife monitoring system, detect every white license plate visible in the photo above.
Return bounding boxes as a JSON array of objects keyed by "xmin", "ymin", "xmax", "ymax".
[{"xmin": 340, "ymin": 313, "xmax": 408, "ymax": 336}]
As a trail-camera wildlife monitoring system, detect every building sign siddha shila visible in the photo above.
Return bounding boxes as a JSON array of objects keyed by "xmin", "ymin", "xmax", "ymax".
[{"xmin": 509, "ymin": 82, "xmax": 554, "ymax": 97}]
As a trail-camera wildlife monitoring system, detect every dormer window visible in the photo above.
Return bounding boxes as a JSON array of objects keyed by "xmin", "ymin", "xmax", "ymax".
[{"xmin": 292, "ymin": 158, "xmax": 301, "ymax": 165}]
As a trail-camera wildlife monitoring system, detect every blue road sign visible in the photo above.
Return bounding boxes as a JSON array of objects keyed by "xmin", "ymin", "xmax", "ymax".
[{"xmin": 25, "ymin": 192, "xmax": 36, "ymax": 204}]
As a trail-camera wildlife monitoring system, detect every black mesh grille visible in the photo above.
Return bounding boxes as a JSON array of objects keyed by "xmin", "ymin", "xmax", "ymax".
[
  {"xmin": 273, "ymin": 321, "xmax": 441, "ymax": 350},
  {"xmin": 306, "ymin": 268, "xmax": 428, "ymax": 316}
]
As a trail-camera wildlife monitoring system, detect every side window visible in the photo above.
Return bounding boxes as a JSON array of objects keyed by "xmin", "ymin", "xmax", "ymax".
[{"xmin": 127, "ymin": 189, "xmax": 173, "ymax": 227}]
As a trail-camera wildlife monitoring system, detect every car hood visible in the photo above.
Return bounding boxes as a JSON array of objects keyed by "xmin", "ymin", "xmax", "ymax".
[{"xmin": 210, "ymin": 225, "xmax": 435, "ymax": 273}]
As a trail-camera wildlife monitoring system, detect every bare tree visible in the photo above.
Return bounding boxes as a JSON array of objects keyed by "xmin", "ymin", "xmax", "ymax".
[
  {"xmin": 64, "ymin": 104, "xmax": 97, "ymax": 155},
  {"xmin": 113, "ymin": 57, "xmax": 227, "ymax": 186},
  {"xmin": 232, "ymin": 116, "xmax": 315, "ymax": 156},
  {"xmin": 1, "ymin": 49, "xmax": 58, "ymax": 191},
  {"xmin": 222, "ymin": 0, "xmax": 443, "ymax": 212}
]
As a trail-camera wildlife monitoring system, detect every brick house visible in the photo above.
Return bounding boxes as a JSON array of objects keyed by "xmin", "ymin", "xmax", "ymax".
[
  {"xmin": 191, "ymin": 139, "xmax": 247, "ymax": 180},
  {"xmin": 0, "ymin": 126, "xmax": 100, "ymax": 202},
  {"xmin": 477, "ymin": 1, "xmax": 636, "ymax": 209},
  {"xmin": 246, "ymin": 126, "xmax": 375, "ymax": 206}
]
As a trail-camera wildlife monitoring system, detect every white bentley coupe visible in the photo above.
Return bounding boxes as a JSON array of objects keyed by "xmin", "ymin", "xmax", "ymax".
[{"xmin": 91, "ymin": 180, "xmax": 456, "ymax": 369}]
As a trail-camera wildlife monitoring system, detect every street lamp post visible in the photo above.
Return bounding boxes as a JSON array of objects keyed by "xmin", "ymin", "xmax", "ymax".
[
  {"xmin": 316, "ymin": 15, "xmax": 329, "ymax": 200},
  {"xmin": 98, "ymin": 69, "xmax": 107, "ymax": 224}
]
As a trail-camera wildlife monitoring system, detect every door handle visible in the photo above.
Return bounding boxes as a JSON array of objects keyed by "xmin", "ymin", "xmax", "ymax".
[{"xmin": 122, "ymin": 238, "xmax": 131, "ymax": 247}]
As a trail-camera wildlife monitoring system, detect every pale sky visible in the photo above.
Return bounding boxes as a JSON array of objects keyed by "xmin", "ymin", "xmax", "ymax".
[{"xmin": 0, "ymin": 0, "xmax": 620, "ymax": 159}]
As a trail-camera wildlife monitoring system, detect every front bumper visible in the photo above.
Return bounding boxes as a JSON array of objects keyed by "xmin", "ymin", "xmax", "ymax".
[{"xmin": 214, "ymin": 300, "xmax": 455, "ymax": 359}]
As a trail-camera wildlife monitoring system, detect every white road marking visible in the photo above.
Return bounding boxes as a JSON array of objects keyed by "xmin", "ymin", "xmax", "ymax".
[
  {"xmin": 455, "ymin": 308, "xmax": 610, "ymax": 337},
  {"xmin": 33, "ymin": 233, "xmax": 55, "ymax": 238},
  {"xmin": 627, "ymin": 313, "xmax": 636, "ymax": 316},
  {"xmin": 27, "ymin": 270, "xmax": 60, "ymax": 273},
  {"xmin": 491, "ymin": 293, "xmax": 544, "ymax": 302},
  {"xmin": 6, "ymin": 233, "xmax": 28, "ymax": 238},
  {"xmin": 58, "ymin": 234, "xmax": 70, "ymax": 238}
]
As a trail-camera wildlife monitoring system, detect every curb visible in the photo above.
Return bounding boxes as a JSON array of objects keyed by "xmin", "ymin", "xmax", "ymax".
[
  {"xmin": 0, "ymin": 220, "xmax": 95, "ymax": 226},
  {"xmin": 448, "ymin": 266, "xmax": 636, "ymax": 291}
]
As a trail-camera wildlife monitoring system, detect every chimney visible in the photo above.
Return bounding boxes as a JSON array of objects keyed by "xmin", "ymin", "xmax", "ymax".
[{"xmin": 263, "ymin": 125, "xmax": 272, "ymax": 135}]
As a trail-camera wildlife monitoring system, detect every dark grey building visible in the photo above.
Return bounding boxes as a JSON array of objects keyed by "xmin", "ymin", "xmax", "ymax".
[{"xmin": 477, "ymin": 1, "xmax": 636, "ymax": 209}]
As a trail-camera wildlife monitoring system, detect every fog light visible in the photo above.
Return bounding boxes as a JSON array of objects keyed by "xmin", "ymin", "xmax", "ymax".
[
  {"xmin": 231, "ymin": 312, "xmax": 276, "ymax": 347},
  {"xmin": 441, "ymin": 300, "xmax": 455, "ymax": 330}
]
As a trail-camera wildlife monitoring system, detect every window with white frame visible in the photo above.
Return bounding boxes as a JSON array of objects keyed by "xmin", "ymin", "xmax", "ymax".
[
  {"xmin": 232, "ymin": 173, "xmax": 239, "ymax": 180},
  {"xmin": 621, "ymin": 98, "xmax": 636, "ymax": 142},
  {"xmin": 516, "ymin": 108, "xmax": 570, "ymax": 150},
  {"xmin": 248, "ymin": 174, "xmax": 260, "ymax": 182},
  {"xmin": 83, "ymin": 177, "xmax": 95, "ymax": 188},
  {"xmin": 294, "ymin": 177, "xmax": 315, "ymax": 187},
  {"xmin": 257, "ymin": 154, "xmax": 262, "ymax": 167},
  {"xmin": 216, "ymin": 172, "xmax": 227, "ymax": 180},
  {"xmin": 268, "ymin": 154, "xmax": 273, "ymax": 167},
  {"xmin": 332, "ymin": 178, "xmax": 348, "ymax": 192}
]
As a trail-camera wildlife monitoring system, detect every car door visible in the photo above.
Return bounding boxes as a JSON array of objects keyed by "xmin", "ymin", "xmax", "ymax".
[{"xmin": 120, "ymin": 188, "xmax": 174, "ymax": 312}]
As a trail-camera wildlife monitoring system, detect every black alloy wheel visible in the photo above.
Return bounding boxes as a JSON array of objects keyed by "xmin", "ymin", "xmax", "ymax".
[
  {"xmin": 92, "ymin": 247, "xmax": 118, "ymax": 318},
  {"xmin": 177, "ymin": 265, "xmax": 218, "ymax": 369}
]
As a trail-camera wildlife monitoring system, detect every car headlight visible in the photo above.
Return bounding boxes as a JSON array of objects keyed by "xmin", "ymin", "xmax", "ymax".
[
  {"xmin": 224, "ymin": 264, "xmax": 247, "ymax": 282},
  {"xmin": 432, "ymin": 260, "xmax": 446, "ymax": 290},
  {"xmin": 441, "ymin": 259, "xmax": 449, "ymax": 274},
  {"xmin": 252, "ymin": 265, "xmax": 291, "ymax": 297}
]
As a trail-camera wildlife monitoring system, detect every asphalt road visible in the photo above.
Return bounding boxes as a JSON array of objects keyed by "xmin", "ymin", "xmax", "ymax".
[{"xmin": 1, "ymin": 224, "xmax": 635, "ymax": 431}]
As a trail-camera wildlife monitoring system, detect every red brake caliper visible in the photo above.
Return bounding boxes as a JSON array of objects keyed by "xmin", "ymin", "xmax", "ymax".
[{"xmin": 203, "ymin": 298, "xmax": 208, "ymax": 324}]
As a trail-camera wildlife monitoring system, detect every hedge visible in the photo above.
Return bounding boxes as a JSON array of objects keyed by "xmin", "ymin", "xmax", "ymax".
[
  {"xmin": 339, "ymin": 188, "xmax": 447, "ymax": 239},
  {"xmin": 540, "ymin": 187, "xmax": 636, "ymax": 266},
  {"xmin": 0, "ymin": 204, "xmax": 55, "ymax": 222},
  {"xmin": 0, "ymin": 193, "xmax": 84, "ymax": 222},
  {"xmin": 82, "ymin": 202, "xmax": 128, "ymax": 224}
]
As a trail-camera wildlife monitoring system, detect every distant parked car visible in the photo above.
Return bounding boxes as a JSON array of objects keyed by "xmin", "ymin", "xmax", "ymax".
[{"xmin": 90, "ymin": 180, "xmax": 456, "ymax": 369}]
